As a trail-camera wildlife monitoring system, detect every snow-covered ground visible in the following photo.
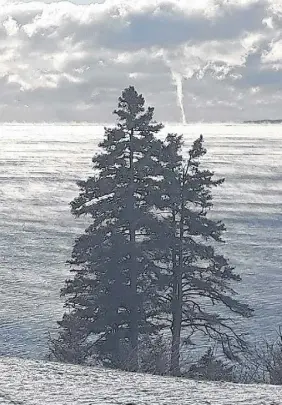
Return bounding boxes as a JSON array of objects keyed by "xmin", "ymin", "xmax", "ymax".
[
  {"xmin": 0, "ymin": 356, "xmax": 281, "ymax": 405},
  {"xmin": 0, "ymin": 123, "xmax": 282, "ymax": 358}
]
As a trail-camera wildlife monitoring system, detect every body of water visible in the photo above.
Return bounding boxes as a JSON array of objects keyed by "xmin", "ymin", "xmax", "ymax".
[{"xmin": 0, "ymin": 123, "xmax": 281, "ymax": 358}]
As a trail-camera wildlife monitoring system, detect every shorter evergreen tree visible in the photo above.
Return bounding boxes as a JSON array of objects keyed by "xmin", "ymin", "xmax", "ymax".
[
  {"xmin": 139, "ymin": 334, "xmax": 170, "ymax": 375},
  {"xmin": 49, "ymin": 313, "xmax": 90, "ymax": 364},
  {"xmin": 187, "ymin": 348, "xmax": 235, "ymax": 382},
  {"xmin": 154, "ymin": 134, "xmax": 253, "ymax": 376}
]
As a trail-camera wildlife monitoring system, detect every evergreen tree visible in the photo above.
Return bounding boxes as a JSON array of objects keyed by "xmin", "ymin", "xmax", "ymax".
[
  {"xmin": 49, "ymin": 312, "xmax": 90, "ymax": 364},
  {"xmin": 51, "ymin": 86, "xmax": 164, "ymax": 371},
  {"xmin": 188, "ymin": 347, "xmax": 235, "ymax": 382},
  {"xmin": 51, "ymin": 87, "xmax": 253, "ymax": 377},
  {"xmin": 156, "ymin": 134, "xmax": 253, "ymax": 376}
]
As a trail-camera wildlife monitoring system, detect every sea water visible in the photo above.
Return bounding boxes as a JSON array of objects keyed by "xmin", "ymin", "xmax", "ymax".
[{"xmin": 0, "ymin": 123, "xmax": 281, "ymax": 358}]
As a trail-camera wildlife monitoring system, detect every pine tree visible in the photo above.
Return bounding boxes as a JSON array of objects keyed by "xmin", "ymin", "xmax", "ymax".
[
  {"xmin": 51, "ymin": 88, "xmax": 253, "ymax": 377},
  {"xmin": 157, "ymin": 134, "xmax": 253, "ymax": 376},
  {"xmin": 51, "ymin": 86, "xmax": 164, "ymax": 371},
  {"xmin": 188, "ymin": 347, "xmax": 235, "ymax": 382},
  {"xmin": 49, "ymin": 312, "xmax": 90, "ymax": 364}
]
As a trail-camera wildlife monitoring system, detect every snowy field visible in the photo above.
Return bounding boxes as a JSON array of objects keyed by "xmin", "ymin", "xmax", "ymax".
[
  {"xmin": 0, "ymin": 356, "xmax": 281, "ymax": 405},
  {"xmin": 0, "ymin": 123, "xmax": 281, "ymax": 359}
]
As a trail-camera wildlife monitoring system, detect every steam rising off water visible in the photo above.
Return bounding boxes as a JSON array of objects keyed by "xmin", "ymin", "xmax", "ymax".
[{"xmin": 0, "ymin": 123, "xmax": 281, "ymax": 358}]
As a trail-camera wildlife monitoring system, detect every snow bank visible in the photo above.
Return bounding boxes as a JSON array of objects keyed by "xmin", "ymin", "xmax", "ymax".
[{"xmin": 0, "ymin": 356, "xmax": 281, "ymax": 404}]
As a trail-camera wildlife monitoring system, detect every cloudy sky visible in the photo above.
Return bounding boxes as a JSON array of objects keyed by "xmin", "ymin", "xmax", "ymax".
[{"xmin": 0, "ymin": 0, "xmax": 282, "ymax": 122}]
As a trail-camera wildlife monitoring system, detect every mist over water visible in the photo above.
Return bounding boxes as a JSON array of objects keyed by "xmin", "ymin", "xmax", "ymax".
[{"xmin": 0, "ymin": 123, "xmax": 281, "ymax": 358}]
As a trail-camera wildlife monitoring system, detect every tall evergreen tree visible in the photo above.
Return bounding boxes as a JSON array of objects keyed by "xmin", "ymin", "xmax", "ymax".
[
  {"xmin": 157, "ymin": 134, "xmax": 253, "ymax": 376},
  {"xmin": 51, "ymin": 86, "xmax": 164, "ymax": 371},
  {"xmin": 51, "ymin": 87, "xmax": 253, "ymax": 377}
]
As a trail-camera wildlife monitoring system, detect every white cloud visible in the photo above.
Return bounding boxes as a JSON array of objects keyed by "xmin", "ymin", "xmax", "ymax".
[
  {"xmin": 3, "ymin": 16, "xmax": 19, "ymax": 36},
  {"xmin": 262, "ymin": 39, "xmax": 282, "ymax": 63},
  {"xmin": 0, "ymin": 0, "xmax": 281, "ymax": 121}
]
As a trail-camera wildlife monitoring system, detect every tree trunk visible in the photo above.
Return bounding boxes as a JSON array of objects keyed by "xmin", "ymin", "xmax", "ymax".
[
  {"xmin": 112, "ymin": 323, "xmax": 121, "ymax": 369},
  {"xmin": 128, "ymin": 127, "xmax": 139, "ymax": 372},
  {"xmin": 170, "ymin": 274, "xmax": 182, "ymax": 376},
  {"xmin": 170, "ymin": 209, "xmax": 182, "ymax": 376}
]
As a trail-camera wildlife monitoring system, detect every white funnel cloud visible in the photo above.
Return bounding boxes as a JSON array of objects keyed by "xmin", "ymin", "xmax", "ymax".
[{"xmin": 171, "ymin": 70, "xmax": 187, "ymax": 125}]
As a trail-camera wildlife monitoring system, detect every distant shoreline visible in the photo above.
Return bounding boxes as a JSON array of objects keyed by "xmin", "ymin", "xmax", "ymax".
[
  {"xmin": 0, "ymin": 120, "xmax": 281, "ymax": 125},
  {"xmin": 244, "ymin": 119, "xmax": 282, "ymax": 124}
]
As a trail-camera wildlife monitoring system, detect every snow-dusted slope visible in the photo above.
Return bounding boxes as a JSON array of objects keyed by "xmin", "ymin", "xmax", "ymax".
[{"xmin": 0, "ymin": 356, "xmax": 281, "ymax": 405}]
